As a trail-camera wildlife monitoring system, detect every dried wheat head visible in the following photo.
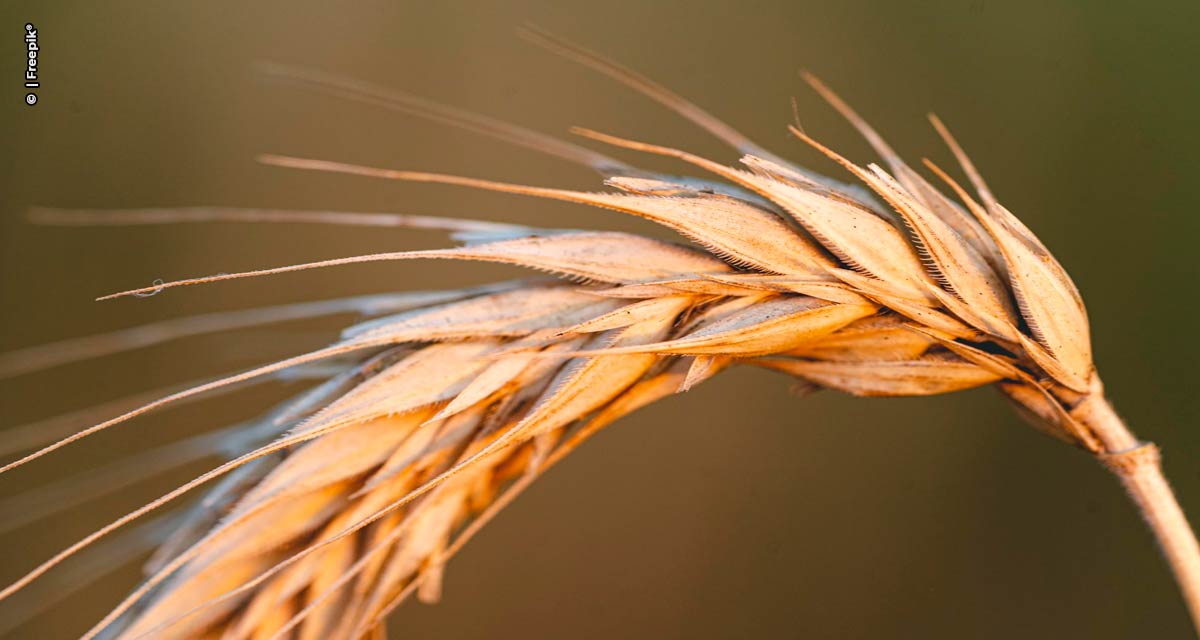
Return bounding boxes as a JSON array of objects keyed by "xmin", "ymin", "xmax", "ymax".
[{"xmin": 1, "ymin": 28, "xmax": 1143, "ymax": 640}]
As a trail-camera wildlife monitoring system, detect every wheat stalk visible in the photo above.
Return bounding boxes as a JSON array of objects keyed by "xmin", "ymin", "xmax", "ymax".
[{"xmin": 2, "ymin": 28, "xmax": 1197, "ymax": 639}]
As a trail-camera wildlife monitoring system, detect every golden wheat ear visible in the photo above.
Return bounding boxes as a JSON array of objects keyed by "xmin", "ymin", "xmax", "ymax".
[{"xmin": 2, "ymin": 37, "xmax": 1198, "ymax": 640}]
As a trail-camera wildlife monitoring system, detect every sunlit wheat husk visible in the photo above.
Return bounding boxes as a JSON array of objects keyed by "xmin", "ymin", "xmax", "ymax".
[{"xmin": 2, "ymin": 27, "xmax": 1197, "ymax": 639}]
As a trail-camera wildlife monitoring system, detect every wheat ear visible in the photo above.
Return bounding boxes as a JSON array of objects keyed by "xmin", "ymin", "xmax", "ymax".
[{"xmin": 2, "ymin": 33, "xmax": 1197, "ymax": 639}]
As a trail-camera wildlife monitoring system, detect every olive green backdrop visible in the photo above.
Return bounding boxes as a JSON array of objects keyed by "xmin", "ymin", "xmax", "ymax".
[{"xmin": 1, "ymin": 1, "xmax": 1198, "ymax": 638}]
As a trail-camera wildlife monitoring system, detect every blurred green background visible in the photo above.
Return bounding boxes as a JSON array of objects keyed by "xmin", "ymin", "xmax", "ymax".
[{"xmin": 1, "ymin": 1, "xmax": 1198, "ymax": 638}]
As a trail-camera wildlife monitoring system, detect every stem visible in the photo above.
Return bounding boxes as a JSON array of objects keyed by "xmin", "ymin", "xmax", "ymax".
[{"xmin": 1073, "ymin": 393, "xmax": 1200, "ymax": 636}]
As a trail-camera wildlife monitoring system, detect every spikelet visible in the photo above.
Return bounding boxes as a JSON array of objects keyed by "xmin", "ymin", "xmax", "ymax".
[{"xmin": 4, "ymin": 32, "xmax": 1161, "ymax": 640}]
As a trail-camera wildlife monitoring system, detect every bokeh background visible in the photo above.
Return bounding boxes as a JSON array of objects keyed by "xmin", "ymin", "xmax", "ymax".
[{"xmin": 2, "ymin": 1, "xmax": 1198, "ymax": 638}]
